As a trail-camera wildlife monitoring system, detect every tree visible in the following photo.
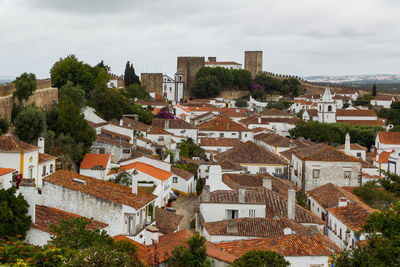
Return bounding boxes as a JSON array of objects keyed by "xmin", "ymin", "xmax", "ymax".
[
  {"xmin": 108, "ymin": 170, "xmax": 132, "ymax": 186},
  {"xmin": 59, "ymin": 81, "xmax": 86, "ymax": 108},
  {"xmin": 372, "ymin": 83, "xmax": 377, "ymax": 96},
  {"xmin": 233, "ymin": 250, "xmax": 289, "ymax": 267},
  {"xmin": 13, "ymin": 72, "xmax": 37, "ymax": 103},
  {"xmin": 124, "ymin": 61, "xmax": 140, "ymax": 87},
  {"xmin": 353, "ymin": 181, "xmax": 396, "ymax": 210},
  {"xmin": 122, "ymin": 84, "xmax": 150, "ymax": 100},
  {"xmin": 50, "ymin": 55, "xmax": 94, "ymax": 94},
  {"xmin": 14, "ymin": 106, "xmax": 46, "ymax": 143},
  {"xmin": 0, "ymin": 187, "xmax": 32, "ymax": 239},
  {"xmin": 232, "ymin": 69, "xmax": 252, "ymax": 90},
  {"xmin": 0, "ymin": 118, "xmax": 9, "ymax": 135},
  {"xmin": 332, "ymin": 201, "xmax": 400, "ymax": 266},
  {"xmin": 380, "ymin": 171, "xmax": 400, "ymax": 197},
  {"xmin": 179, "ymin": 142, "xmax": 189, "ymax": 158},
  {"xmin": 191, "ymin": 76, "xmax": 222, "ymax": 98},
  {"xmin": 169, "ymin": 233, "xmax": 211, "ymax": 267},
  {"xmin": 90, "ymin": 86, "xmax": 127, "ymax": 121},
  {"xmin": 96, "ymin": 60, "xmax": 111, "ymax": 73},
  {"xmin": 235, "ymin": 98, "xmax": 248, "ymax": 108}
]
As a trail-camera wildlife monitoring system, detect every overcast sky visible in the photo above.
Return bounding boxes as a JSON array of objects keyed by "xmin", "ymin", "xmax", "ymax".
[{"xmin": 1, "ymin": 0, "xmax": 399, "ymax": 79}]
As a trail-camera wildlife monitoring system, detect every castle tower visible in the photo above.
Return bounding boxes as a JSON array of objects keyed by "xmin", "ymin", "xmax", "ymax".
[
  {"xmin": 318, "ymin": 87, "xmax": 337, "ymax": 123},
  {"xmin": 244, "ymin": 51, "xmax": 263, "ymax": 78},
  {"xmin": 141, "ymin": 73, "xmax": 163, "ymax": 95},
  {"xmin": 177, "ymin": 57, "xmax": 205, "ymax": 100}
]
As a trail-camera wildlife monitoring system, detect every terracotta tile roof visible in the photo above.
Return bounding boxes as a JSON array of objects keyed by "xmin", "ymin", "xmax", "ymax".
[
  {"xmin": 95, "ymin": 136, "xmax": 131, "ymax": 148},
  {"xmin": 205, "ymin": 61, "xmax": 241, "ymax": 65},
  {"xmin": 373, "ymin": 151, "xmax": 392, "ymax": 163},
  {"xmin": 337, "ymin": 120, "xmax": 385, "ymax": 127},
  {"xmin": 305, "ymin": 109, "xmax": 318, "ymax": 117},
  {"xmin": 121, "ymin": 118, "xmax": 151, "ymax": 132},
  {"xmin": 222, "ymin": 173, "xmax": 298, "ymax": 197},
  {"xmin": 101, "ymin": 128, "xmax": 131, "ymax": 140},
  {"xmin": 219, "ymin": 159, "xmax": 244, "ymax": 171},
  {"xmin": 179, "ymin": 156, "xmax": 205, "ymax": 166},
  {"xmin": 155, "ymin": 207, "xmax": 183, "ymax": 234},
  {"xmin": 338, "ymin": 143, "xmax": 366, "ymax": 150},
  {"xmin": 192, "ymin": 111, "xmax": 214, "ymax": 121},
  {"xmin": 151, "ymin": 118, "xmax": 197, "ymax": 129},
  {"xmin": 216, "ymin": 234, "xmax": 340, "ymax": 257},
  {"xmin": 307, "ymin": 183, "xmax": 374, "ymax": 212},
  {"xmin": 147, "ymin": 127, "xmax": 170, "ymax": 135},
  {"xmin": 377, "ymin": 131, "xmax": 400, "ymax": 145},
  {"xmin": 171, "ymin": 166, "xmax": 193, "ymax": 180},
  {"xmin": 0, "ymin": 167, "xmax": 14, "ymax": 176},
  {"xmin": 199, "ymin": 138, "xmax": 242, "ymax": 147},
  {"xmin": 336, "ymin": 109, "xmax": 377, "ymax": 117},
  {"xmin": 0, "ymin": 136, "xmax": 38, "ymax": 152},
  {"xmin": 44, "ymin": 170, "xmax": 157, "ymax": 210},
  {"xmin": 260, "ymin": 108, "xmax": 293, "ymax": 117},
  {"xmin": 293, "ymin": 143, "xmax": 362, "ymax": 162},
  {"xmin": 114, "ymin": 162, "xmax": 172, "ymax": 181},
  {"xmin": 32, "ymin": 205, "xmax": 108, "ymax": 233},
  {"xmin": 257, "ymin": 133, "xmax": 306, "ymax": 148},
  {"xmin": 374, "ymin": 95, "xmax": 394, "ymax": 101},
  {"xmin": 215, "ymin": 141, "xmax": 287, "ymax": 165},
  {"xmin": 241, "ymin": 116, "xmax": 300, "ymax": 125},
  {"xmin": 361, "ymin": 160, "xmax": 375, "ymax": 168},
  {"xmin": 362, "ymin": 172, "xmax": 383, "ymax": 179},
  {"xmin": 203, "ymin": 188, "xmax": 323, "ymax": 225},
  {"xmin": 327, "ymin": 203, "xmax": 372, "ymax": 231},
  {"xmin": 203, "ymin": 217, "xmax": 308, "ymax": 238},
  {"xmin": 80, "ymin": 154, "xmax": 110, "ymax": 170},
  {"xmin": 292, "ymin": 99, "xmax": 313, "ymax": 105},
  {"xmin": 39, "ymin": 153, "xmax": 57, "ymax": 163},
  {"xmin": 136, "ymin": 146, "xmax": 153, "ymax": 156},
  {"xmin": 199, "ymin": 116, "xmax": 249, "ymax": 132}
]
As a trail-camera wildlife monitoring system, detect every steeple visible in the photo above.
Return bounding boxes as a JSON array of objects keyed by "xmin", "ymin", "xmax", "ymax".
[{"xmin": 322, "ymin": 87, "xmax": 333, "ymax": 102}]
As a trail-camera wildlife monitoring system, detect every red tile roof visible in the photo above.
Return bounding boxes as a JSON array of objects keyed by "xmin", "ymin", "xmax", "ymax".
[
  {"xmin": 327, "ymin": 203, "xmax": 372, "ymax": 231},
  {"xmin": 171, "ymin": 166, "xmax": 193, "ymax": 180},
  {"xmin": 32, "ymin": 205, "xmax": 108, "ymax": 233},
  {"xmin": 373, "ymin": 151, "xmax": 392, "ymax": 163},
  {"xmin": 116, "ymin": 162, "xmax": 172, "ymax": 181},
  {"xmin": 338, "ymin": 143, "xmax": 366, "ymax": 150},
  {"xmin": 377, "ymin": 131, "xmax": 400, "ymax": 145},
  {"xmin": 44, "ymin": 170, "xmax": 157, "ymax": 210},
  {"xmin": 260, "ymin": 108, "xmax": 293, "ymax": 118},
  {"xmin": 374, "ymin": 95, "xmax": 394, "ymax": 101},
  {"xmin": 336, "ymin": 109, "xmax": 377, "ymax": 117},
  {"xmin": 155, "ymin": 207, "xmax": 183, "ymax": 234},
  {"xmin": 0, "ymin": 136, "xmax": 38, "ymax": 152},
  {"xmin": 80, "ymin": 154, "xmax": 110, "ymax": 169},
  {"xmin": 0, "ymin": 167, "xmax": 15, "ymax": 176},
  {"xmin": 293, "ymin": 143, "xmax": 362, "ymax": 162},
  {"xmin": 216, "ymin": 234, "xmax": 340, "ymax": 257},
  {"xmin": 199, "ymin": 116, "xmax": 249, "ymax": 132},
  {"xmin": 151, "ymin": 118, "xmax": 197, "ymax": 129},
  {"xmin": 199, "ymin": 138, "xmax": 242, "ymax": 147},
  {"xmin": 39, "ymin": 153, "xmax": 57, "ymax": 163},
  {"xmin": 147, "ymin": 127, "xmax": 170, "ymax": 135}
]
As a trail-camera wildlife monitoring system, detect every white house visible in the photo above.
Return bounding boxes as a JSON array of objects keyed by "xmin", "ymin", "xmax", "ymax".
[
  {"xmin": 215, "ymin": 141, "xmax": 288, "ymax": 177},
  {"xmin": 335, "ymin": 89, "xmax": 359, "ymax": 101},
  {"xmin": 0, "ymin": 167, "xmax": 14, "ymax": 189},
  {"xmin": 291, "ymin": 143, "xmax": 362, "ymax": 192},
  {"xmin": 338, "ymin": 133, "xmax": 367, "ymax": 161},
  {"xmin": 370, "ymin": 95, "xmax": 395, "ymax": 108},
  {"xmin": 199, "ymin": 116, "xmax": 253, "ymax": 142},
  {"xmin": 290, "ymin": 99, "xmax": 314, "ymax": 113},
  {"xmin": 79, "ymin": 153, "xmax": 112, "ymax": 180},
  {"xmin": 375, "ymin": 131, "xmax": 400, "ymax": 154},
  {"xmin": 146, "ymin": 127, "xmax": 172, "ymax": 149},
  {"xmin": 199, "ymin": 138, "xmax": 241, "ymax": 154},
  {"xmin": 388, "ymin": 150, "xmax": 400, "ymax": 175},
  {"xmin": 170, "ymin": 166, "xmax": 196, "ymax": 195},
  {"xmin": 151, "ymin": 118, "xmax": 198, "ymax": 143}
]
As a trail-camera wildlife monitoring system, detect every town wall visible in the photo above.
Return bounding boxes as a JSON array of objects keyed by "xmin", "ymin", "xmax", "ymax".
[
  {"xmin": 141, "ymin": 73, "xmax": 163, "ymax": 95},
  {"xmin": 177, "ymin": 57, "xmax": 205, "ymax": 100}
]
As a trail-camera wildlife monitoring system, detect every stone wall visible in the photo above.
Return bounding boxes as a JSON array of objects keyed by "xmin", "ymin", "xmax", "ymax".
[
  {"xmin": 141, "ymin": 73, "xmax": 163, "ymax": 95},
  {"xmin": 177, "ymin": 56, "xmax": 205, "ymax": 100},
  {"xmin": 219, "ymin": 90, "xmax": 249, "ymax": 100},
  {"xmin": 244, "ymin": 51, "xmax": 263, "ymax": 78}
]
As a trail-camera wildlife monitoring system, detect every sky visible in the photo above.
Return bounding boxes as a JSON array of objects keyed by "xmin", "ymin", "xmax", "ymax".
[{"xmin": 0, "ymin": 0, "xmax": 399, "ymax": 79}]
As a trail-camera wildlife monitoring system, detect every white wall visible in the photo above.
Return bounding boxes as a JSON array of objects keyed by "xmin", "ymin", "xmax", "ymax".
[
  {"xmin": 285, "ymin": 256, "xmax": 331, "ymax": 267},
  {"xmin": 240, "ymin": 163, "xmax": 284, "ymax": 177},
  {"xmin": 200, "ymin": 203, "xmax": 266, "ymax": 222},
  {"xmin": 25, "ymin": 228, "xmax": 51, "ymax": 246},
  {"xmin": 38, "ymin": 159, "xmax": 56, "ymax": 188},
  {"xmin": 0, "ymin": 172, "xmax": 13, "ymax": 190},
  {"xmin": 171, "ymin": 175, "xmax": 195, "ymax": 195}
]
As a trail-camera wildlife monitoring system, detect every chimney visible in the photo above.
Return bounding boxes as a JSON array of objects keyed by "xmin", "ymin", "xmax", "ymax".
[
  {"xmin": 38, "ymin": 137, "xmax": 45, "ymax": 154},
  {"xmin": 165, "ymin": 119, "xmax": 170, "ymax": 129},
  {"xmin": 262, "ymin": 178, "xmax": 272, "ymax": 190},
  {"xmin": 283, "ymin": 227, "xmax": 293, "ymax": 235},
  {"xmin": 227, "ymin": 221, "xmax": 238, "ymax": 234},
  {"xmin": 202, "ymin": 185, "xmax": 210, "ymax": 202},
  {"xmin": 145, "ymin": 225, "xmax": 159, "ymax": 245},
  {"xmin": 119, "ymin": 119, "xmax": 123, "ymax": 126},
  {"xmin": 344, "ymin": 132, "xmax": 351, "ymax": 154},
  {"xmin": 131, "ymin": 175, "xmax": 137, "ymax": 195},
  {"xmin": 338, "ymin": 197, "xmax": 348, "ymax": 207},
  {"xmin": 257, "ymin": 117, "xmax": 261, "ymax": 124},
  {"xmin": 287, "ymin": 188, "xmax": 296, "ymax": 220},
  {"xmin": 238, "ymin": 188, "xmax": 246, "ymax": 203}
]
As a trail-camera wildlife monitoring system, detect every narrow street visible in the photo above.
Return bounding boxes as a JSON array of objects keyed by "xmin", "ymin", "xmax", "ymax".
[{"xmin": 172, "ymin": 194, "xmax": 199, "ymax": 231}]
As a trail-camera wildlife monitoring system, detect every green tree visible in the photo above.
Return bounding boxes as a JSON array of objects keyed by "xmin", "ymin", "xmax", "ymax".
[
  {"xmin": 235, "ymin": 98, "xmax": 248, "ymax": 108},
  {"xmin": 191, "ymin": 76, "xmax": 222, "ymax": 98},
  {"xmin": 13, "ymin": 72, "xmax": 37, "ymax": 103},
  {"xmin": 0, "ymin": 187, "xmax": 32, "ymax": 239},
  {"xmin": 96, "ymin": 60, "xmax": 111, "ymax": 73},
  {"xmin": 232, "ymin": 69, "xmax": 252, "ymax": 90},
  {"xmin": 50, "ymin": 55, "xmax": 94, "ymax": 94},
  {"xmin": 372, "ymin": 83, "xmax": 377, "ymax": 96},
  {"xmin": 60, "ymin": 81, "xmax": 86, "ymax": 108},
  {"xmin": 122, "ymin": 84, "xmax": 150, "ymax": 100},
  {"xmin": 108, "ymin": 170, "xmax": 132, "ymax": 186},
  {"xmin": 233, "ymin": 250, "xmax": 289, "ymax": 267},
  {"xmin": 90, "ymin": 86, "xmax": 127, "ymax": 121},
  {"xmin": 179, "ymin": 142, "xmax": 190, "ymax": 158},
  {"xmin": 353, "ymin": 181, "xmax": 397, "ymax": 210},
  {"xmin": 0, "ymin": 118, "xmax": 9, "ymax": 135},
  {"xmin": 380, "ymin": 171, "xmax": 400, "ymax": 197},
  {"xmin": 169, "ymin": 233, "xmax": 211, "ymax": 267},
  {"xmin": 14, "ymin": 106, "xmax": 46, "ymax": 143},
  {"xmin": 124, "ymin": 61, "xmax": 140, "ymax": 87}
]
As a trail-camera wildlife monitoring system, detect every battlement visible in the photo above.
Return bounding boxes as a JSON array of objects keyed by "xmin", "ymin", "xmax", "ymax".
[{"xmin": 0, "ymin": 78, "xmax": 52, "ymax": 97}]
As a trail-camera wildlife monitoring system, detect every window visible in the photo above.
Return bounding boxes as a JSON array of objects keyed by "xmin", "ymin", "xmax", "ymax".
[
  {"xmin": 275, "ymin": 168, "xmax": 282, "ymax": 177},
  {"xmin": 356, "ymin": 152, "xmax": 362, "ymax": 158},
  {"xmin": 344, "ymin": 171, "xmax": 351, "ymax": 179},
  {"xmin": 226, "ymin": 210, "xmax": 238, "ymax": 219},
  {"xmin": 232, "ymin": 133, "xmax": 236, "ymax": 136},
  {"xmin": 219, "ymin": 133, "xmax": 224, "ymax": 138},
  {"xmin": 340, "ymin": 228, "xmax": 342, "ymax": 239},
  {"xmin": 123, "ymin": 149, "xmax": 131, "ymax": 154},
  {"xmin": 259, "ymin": 167, "xmax": 266, "ymax": 173},
  {"xmin": 28, "ymin": 167, "xmax": 33, "ymax": 179},
  {"xmin": 50, "ymin": 164, "xmax": 54, "ymax": 173},
  {"xmin": 42, "ymin": 166, "xmax": 46, "ymax": 176},
  {"xmin": 313, "ymin": 169, "xmax": 320, "ymax": 178},
  {"xmin": 249, "ymin": 209, "xmax": 256, "ymax": 217},
  {"xmin": 334, "ymin": 223, "xmax": 337, "ymax": 234},
  {"xmin": 99, "ymin": 148, "xmax": 105, "ymax": 154},
  {"xmin": 173, "ymin": 177, "xmax": 178, "ymax": 183},
  {"xmin": 217, "ymin": 148, "xmax": 222, "ymax": 153},
  {"xmin": 328, "ymin": 105, "xmax": 332, "ymax": 111}
]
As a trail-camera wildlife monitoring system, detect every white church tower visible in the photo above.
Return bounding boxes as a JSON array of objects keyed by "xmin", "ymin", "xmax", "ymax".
[
  {"xmin": 174, "ymin": 69, "xmax": 184, "ymax": 103},
  {"xmin": 318, "ymin": 87, "xmax": 337, "ymax": 123}
]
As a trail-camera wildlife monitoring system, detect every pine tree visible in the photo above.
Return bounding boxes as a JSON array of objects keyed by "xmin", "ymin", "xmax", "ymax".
[
  {"xmin": 372, "ymin": 83, "xmax": 377, "ymax": 96},
  {"xmin": 124, "ymin": 61, "xmax": 140, "ymax": 87}
]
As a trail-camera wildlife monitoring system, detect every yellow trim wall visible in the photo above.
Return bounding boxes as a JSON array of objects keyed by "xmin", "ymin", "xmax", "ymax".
[{"xmin": 20, "ymin": 152, "xmax": 24, "ymax": 177}]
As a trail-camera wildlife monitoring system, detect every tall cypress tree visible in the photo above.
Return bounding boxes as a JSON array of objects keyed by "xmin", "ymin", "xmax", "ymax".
[
  {"xmin": 124, "ymin": 61, "xmax": 140, "ymax": 87},
  {"xmin": 372, "ymin": 83, "xmax": 377, "ymax": 96}
]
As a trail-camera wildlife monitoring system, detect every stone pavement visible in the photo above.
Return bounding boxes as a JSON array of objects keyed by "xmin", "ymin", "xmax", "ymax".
[{"xmin": 172, "ymin": 194, "xmax": 199, "ymax": 230}]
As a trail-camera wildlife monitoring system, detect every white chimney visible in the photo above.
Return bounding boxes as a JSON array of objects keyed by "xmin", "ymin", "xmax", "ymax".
[
  {"xmin": 344, "ymin": 133, "xmax": 351, "ymax": 154},
  {"xmin": 165, "ymin": 119, "xmax": 170, "ymax": 129},
  {"xmin": 338, "ymin": 197, "xmax": 348, "ymax": 207},
  {"xmin": 287, "ymin": 188, "xmax": 296, "ymax": 220},
  {"xmin": 238, "ymin": 188, "xmax": 246, "ymax": 203},
  {"xmin": 119, "ymin": 119, "xmax": 123, "ymax": 126},
  {"xmin": 262, "ymin": 178, "xmax": 272, "ymax": 190},
  {"xmin": 131, "ymin": 175, "xmax": 137, "ymax": 195},
  {"xmin": 38, "ymin": 137, "xmax": 45, "ymax": 154},
  {"xmin": 18, "ymin": 179, "xmax": 36, "ymax": 223},
  {"xmin": 283, "ymin": 227, "xmax": 293, "ymax": 235},
  {"xmin": 145, "ymin": 225, "xmax": 159, "ymax": 245},
  {"xmin": 257, "ymin": 117, "xmax": 261, "ymax": 124}
]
